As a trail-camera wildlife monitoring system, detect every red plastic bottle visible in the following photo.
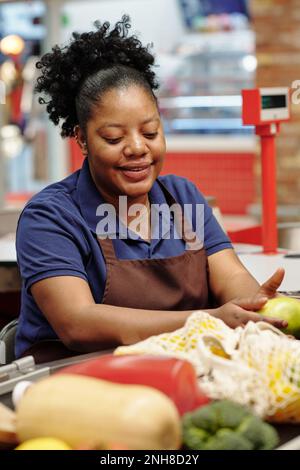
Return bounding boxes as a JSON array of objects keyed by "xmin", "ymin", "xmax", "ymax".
[{"xmin": 57, "ymin": 354, "xmax": 210, "ymax": 415}]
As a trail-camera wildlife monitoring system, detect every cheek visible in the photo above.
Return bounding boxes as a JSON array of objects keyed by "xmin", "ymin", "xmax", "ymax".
[
  {"xmin": 92, "ymin": 147, "xmax": 119, "ymax": 168},
  {"xmin": 152, "ymin": 137, "xmax": 166, "ymax": 159}
]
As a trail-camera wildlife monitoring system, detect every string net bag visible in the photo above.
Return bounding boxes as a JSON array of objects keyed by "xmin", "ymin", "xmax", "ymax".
[{"xmin": 115, "ymin": 311, "xmax": 300, "ymax": 422}]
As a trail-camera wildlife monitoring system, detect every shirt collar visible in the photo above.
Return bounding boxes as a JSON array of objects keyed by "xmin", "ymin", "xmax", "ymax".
[{"xmin": 76, "ymin": 158, "xmax": 171, "ymax": 237}]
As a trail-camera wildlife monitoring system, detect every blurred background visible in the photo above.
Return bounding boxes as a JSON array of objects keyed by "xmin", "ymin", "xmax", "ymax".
[{"xmin": 0, "ymin": 0, "xmax": 299, "ymax": 231}]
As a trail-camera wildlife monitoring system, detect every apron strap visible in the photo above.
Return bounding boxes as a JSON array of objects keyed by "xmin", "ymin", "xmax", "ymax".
[{"xmin": 97, "ymin": 236, "xmax": 117, "ymax": 263}]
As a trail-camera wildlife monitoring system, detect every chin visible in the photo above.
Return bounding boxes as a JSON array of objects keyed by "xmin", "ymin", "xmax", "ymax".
[
  {"xmin": 124, "ymin": 186, "xmax": 151, "ymax": 199},
  {"xmin": 121, "ymin": 179, "xmax": 154, "ymax": 197}
]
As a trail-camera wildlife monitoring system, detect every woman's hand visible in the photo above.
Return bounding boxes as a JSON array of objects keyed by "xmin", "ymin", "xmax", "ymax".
[
  {"xmin": 210, "ymin": 296, "xmax": 288, "ymax": 330},
  {"xmin": 209, "ymin": 268, "xmax": 287, "ymax": 329},
  {"xmin": 255, "ymin": 267, "xmax": 285, "ymax": 299}
]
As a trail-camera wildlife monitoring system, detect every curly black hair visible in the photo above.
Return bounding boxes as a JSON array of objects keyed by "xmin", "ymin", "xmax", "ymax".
[{"xmin": 35, "ymin": 15, "xmax": 159, "ymax": 138}]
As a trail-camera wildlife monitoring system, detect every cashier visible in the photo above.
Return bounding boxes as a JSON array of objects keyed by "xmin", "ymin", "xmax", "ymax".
[{"xmin": 15, "ymin": 16, "xmax": 287, "ymax": 358}]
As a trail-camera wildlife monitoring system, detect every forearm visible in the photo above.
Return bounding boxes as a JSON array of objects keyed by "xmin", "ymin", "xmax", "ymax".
[
  {"xmin": 214, "ymin": 269, "xmax": 260, "ymax": 304},
  {"xmin": 66, "ymin": 304, "xmax": 194, "ymax": 352}
]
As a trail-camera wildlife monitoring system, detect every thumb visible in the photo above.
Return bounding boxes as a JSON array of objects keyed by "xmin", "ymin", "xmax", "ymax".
[
  {"xmin": 259, "ymin": 267, "xmax": 285, "ymax": 297},
  {"xmin": 234, "ymin": 296, "xmax": 269, "ymax": 311}
]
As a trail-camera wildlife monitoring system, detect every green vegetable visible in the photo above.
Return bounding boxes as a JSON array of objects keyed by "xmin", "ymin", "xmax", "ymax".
[
  {"xmin": 237, "ymin": 415, "xmax": 279, "ymax": 450},
  {"xmin": 189, "ymin": 403, "xmax": 219, "ymax": 433},
  {"xmin": 214, "ymin": 400, "xmax": 249, "ymax": 428},
  {"xmin": 183, "ymin": 425, "xmax": 210, "ymax": 450},
  {"xmin": 204, "ymin": 429, "xmax": 254, "ymax": 450},
  {"xmin": 182, "ymin": 400, "xmax": 279, "ymax": 451}
]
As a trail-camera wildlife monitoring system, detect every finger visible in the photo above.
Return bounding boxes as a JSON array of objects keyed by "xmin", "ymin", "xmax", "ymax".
[
  {"xmin": 259, "ymin": 268, "xmax": 285, "ymax": 297},
  {"xmin": 235, "ymin": 296, "xmax": 269, "ymax": 311},
  {"xmin": 245, "ymin": 311, "xmax": 288, "ymax": 329}
]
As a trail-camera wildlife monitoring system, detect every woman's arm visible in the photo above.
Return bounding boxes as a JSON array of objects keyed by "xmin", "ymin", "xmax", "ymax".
[
  {"xmin": 31, "ymin": 276, "xmax": 193, "ymax": 352},
  {"xmin": 208, "ymin": 248, "xmax": 284, "ymax": 304},
  {"xmin": 31, "ymin": 265, "xmax": 287, "ymax": 353}
]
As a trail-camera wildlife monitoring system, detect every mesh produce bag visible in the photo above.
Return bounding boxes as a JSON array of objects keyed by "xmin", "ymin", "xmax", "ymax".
[{"xmin": 115, "ymin": 311, "xmax": 300, "ymax": 422}]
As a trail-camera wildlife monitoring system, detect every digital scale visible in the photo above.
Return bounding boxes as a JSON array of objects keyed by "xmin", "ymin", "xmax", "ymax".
[{"xmin": 242, "ymin": 87, "xmax": 291, "ymax": 254}]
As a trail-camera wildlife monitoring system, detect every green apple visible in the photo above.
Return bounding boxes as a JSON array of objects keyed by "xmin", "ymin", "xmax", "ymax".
[{"xmin": 258, "ymin": 296, "xmax": 300, "ymax": 338}]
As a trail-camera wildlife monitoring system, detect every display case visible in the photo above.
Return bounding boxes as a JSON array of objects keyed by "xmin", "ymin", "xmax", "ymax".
[
  {"xmin": 157, "ymin": 30, "xmax": 256, "ymax": 135},
  {"xmin": 154, "ymin": 29, "xmax": 257, "ymax": 215}
]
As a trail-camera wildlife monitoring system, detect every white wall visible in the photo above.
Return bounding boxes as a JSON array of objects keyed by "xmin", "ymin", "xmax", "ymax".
[{"xmin": 62, "ymin": 0, "xmax": 186, "ymax": 54}]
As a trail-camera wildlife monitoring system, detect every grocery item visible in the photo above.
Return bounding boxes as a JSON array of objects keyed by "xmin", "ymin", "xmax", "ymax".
[
  {"xmin": 259, "ymin": 296, "xmax": 300, "ymax": 338},
  {"xmin": 0, "ymin": 403, "xmax": 17, "ymax": 447},
  {"xmin": 115, "ymin": 311, "xmax": 238, "ymax": 374},
  {"xmin": 16, "ymin": 374, "xmax": 181, "ymax": 450},
  {"xmin": 182, "ymin": 400, "xmax": 279, "ymax": 450},
  {"xmin": 116, "ymin": 311, "xmax": 300, "ymax": 422},
  {"xmin": 58, "ymin": 354, "xmax": 210, "ymax": 415},
  {"xmin": 15, "ymin": 437, "xmax": 72, "ymax": 450}
]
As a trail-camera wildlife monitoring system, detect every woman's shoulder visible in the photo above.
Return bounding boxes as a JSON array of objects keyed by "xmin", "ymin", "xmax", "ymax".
[{"xmin": 23, "ymin": 170, "xmax": 80, "ymax": 213}]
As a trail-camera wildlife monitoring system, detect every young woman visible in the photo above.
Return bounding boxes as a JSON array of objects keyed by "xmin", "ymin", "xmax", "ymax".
[{"xmin": 15, "ymin": 16, "xmax": 286, "ymax": 359}]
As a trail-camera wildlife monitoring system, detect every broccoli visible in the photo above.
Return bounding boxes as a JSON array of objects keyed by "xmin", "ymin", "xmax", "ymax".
[
  {"xmin": 204, "ymin": 429, "xmax": 254, "ymax": 450},
  {"xmin": 236, "ymin": 415, "xmax": 262, "ymax": 445},
  {"xmin": 190, "ymin": 403, "xmax": 219, "ymax": 433},
  {"xmin": 181, "ymin": 400, "xmax": 279, "ymax": 451},
  {"xmin": 237, "ymin": 415, "xmax": 279, "ymax": 450},
  {"xmin": 258, "ymin": 424, "xmax": 280, "ymax": 450},
  {"xmin": 213, "ymin": 400, "xmax": 250, "ymax": 429},
  {"xmin": 182, "ymin": 413, "xmax": 210, "ymax": 449},
  {"xmin": 182, "ymin": 425, "xmax": 210, "ymax": 450}
]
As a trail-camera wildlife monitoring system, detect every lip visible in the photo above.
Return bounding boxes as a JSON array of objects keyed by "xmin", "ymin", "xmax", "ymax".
[
  {"xmin": 118, "ymin": 163, "xmax": 152, "ymax": 170},
  {"xmin": 118, "ymin": 164, "xmax": 152, "ymax": 182}
]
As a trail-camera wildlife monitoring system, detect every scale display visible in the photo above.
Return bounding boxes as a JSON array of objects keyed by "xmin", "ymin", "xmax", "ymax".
[
  {"xmin": 242, "ymin": 87, "xmax": 290, "ymax": 125},
  {"xmin": 261, "ymin": 94, "xmax": 287, "ymax": 110}
]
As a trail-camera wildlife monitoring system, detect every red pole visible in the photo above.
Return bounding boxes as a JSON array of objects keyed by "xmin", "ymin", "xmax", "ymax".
[{"xmin": 260, "ymin": 125, "xmax": 278, "ymax": 254}]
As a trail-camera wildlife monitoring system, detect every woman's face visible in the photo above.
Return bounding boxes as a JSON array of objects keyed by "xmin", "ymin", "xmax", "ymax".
[{"xmin": 78, "ymin": 85, "xmax": 166, "ymax": 207}]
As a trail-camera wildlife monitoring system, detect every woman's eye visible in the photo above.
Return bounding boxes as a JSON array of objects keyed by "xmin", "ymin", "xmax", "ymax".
[
  {"xmin": 104, "ymin": 137, "xmax": 122, "ymax": 145},
  {"xmin": 144, "ymin": 132, "xmax": 158, "ymax": 139}
]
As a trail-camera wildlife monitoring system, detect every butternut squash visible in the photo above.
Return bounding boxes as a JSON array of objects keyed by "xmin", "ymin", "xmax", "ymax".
[
  {"xmin": 0, "ymin": 403, "xmax": 17, "ymax": 447},
  {"xmin": 16, "ymin": 374, "xmax": 181, "ymax": 450}
]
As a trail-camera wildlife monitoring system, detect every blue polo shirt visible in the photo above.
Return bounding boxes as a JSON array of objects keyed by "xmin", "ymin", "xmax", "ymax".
[{"xmin": 15, "ymin": 158, "xmax": 232, "ymax": 357}]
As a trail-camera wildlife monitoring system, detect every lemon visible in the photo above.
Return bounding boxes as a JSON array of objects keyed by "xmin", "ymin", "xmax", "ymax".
[
  {"xmin": 259, "ymin": 296, "xmax": 300, "ymax": 338},
  {"xmin": 15, "ymin": 437, "xmax": 72, "ymax": 450}
]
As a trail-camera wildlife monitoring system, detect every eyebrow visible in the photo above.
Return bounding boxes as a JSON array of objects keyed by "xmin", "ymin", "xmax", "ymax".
[{"xmin": 98, "ymin": 116, "xmax": 159, "ymax": 130}]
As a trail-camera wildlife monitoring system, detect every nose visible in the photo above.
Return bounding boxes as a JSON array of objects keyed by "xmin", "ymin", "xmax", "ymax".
[{"xmin": 123, "ymin": 134, "xmax": 147, "ymax": 158}]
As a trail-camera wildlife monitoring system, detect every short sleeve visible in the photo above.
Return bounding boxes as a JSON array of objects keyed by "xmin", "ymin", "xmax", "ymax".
[{"xmin": 16, "ymin": 199, "xmax": 89, "ymax": 293}]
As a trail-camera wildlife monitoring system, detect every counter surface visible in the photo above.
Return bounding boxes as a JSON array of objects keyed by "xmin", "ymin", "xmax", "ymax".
[{"xmin": 1, "ymin": 350, "xmax": 300, "ymax": 449}]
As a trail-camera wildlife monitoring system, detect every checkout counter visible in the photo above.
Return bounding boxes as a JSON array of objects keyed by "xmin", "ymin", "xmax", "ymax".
[
  {"xmin": 1, "ymin": 346, "xmax": 300, "ymax": 449},
  {"xmin": 1, "ymin": 237, "xmax": 300, "ymax": 449}
]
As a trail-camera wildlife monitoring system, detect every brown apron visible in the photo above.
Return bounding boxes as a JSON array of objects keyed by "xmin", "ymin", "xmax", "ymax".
[
  {"xmin": 23, "ymin": 181, "xmax": 210, "ymax": 363},
  {"xmin": 99, "ymin": 180, "xmax": 210, "ymax": 311}
]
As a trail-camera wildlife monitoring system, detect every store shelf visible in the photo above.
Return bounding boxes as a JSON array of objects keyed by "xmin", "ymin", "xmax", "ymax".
[{"xmin": 158, "ymin": 30, "xmax": 256, "ymax": 135}]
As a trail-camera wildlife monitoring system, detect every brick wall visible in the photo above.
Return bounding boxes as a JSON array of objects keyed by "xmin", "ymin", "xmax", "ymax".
[{"xmin": 251, "ymin": 0, "xmax": 300, "ymax": 216}]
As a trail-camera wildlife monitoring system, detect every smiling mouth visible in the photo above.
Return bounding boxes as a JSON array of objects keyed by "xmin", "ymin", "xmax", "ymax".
[
  {"xmin": 118, "ymin": 163, "xmax": 152, "ymax": 171},
  {"xmin": 118, "ymin": 164, "xmax": 152, "ymax": 181},
  {"xmin": 121, "ymin": 168, "xmax": 148, "ymax": 172}
]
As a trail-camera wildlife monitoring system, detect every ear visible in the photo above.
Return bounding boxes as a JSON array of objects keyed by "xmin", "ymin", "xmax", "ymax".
[{"xmin": 74, "ymin": 125, "xmax": 88, "ymax": 156}]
